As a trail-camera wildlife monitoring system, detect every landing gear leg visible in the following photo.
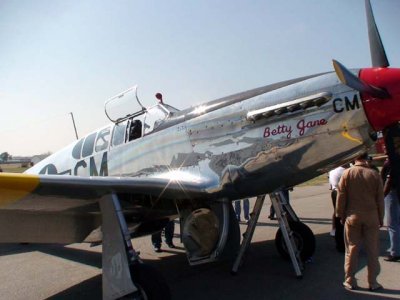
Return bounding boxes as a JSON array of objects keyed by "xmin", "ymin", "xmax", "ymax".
[
  {"xmin": 99, "ymin": 193, "xmax": 171, "ymax": 300},
  {"xmin": 99, "ymin": 193, "xmax": 139, "ymax": 299}
]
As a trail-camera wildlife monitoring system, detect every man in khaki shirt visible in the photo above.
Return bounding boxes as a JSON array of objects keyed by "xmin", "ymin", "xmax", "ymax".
[{"xmin": 336, "ymin": 153, "xmax": 384, "ymax": 291}]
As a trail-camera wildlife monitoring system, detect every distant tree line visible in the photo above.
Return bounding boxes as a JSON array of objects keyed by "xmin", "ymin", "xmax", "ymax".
[
  {"xmin": 0, "ymin": 151, "xmax": 52, "ymax": 163},
  {"xmin": 0, "ymin": 152, "xmax": 11, "ymax": 162}
]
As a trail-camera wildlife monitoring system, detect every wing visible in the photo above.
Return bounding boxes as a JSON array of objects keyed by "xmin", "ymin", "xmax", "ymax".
[
  {"xmin": 0, "ymin": 172, "xmax": 213, "ymax": 202},
  {"xmin": 0, "ymin": 172, "xmax": 214, "ymax": 243}
]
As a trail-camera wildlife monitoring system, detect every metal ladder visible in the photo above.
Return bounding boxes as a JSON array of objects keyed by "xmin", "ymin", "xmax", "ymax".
[
  {"xmin": 231, "ymin": 195, "xmax": 266, "ymax": 274},
  {"xmin": 231, "ymin": 191, "xmax": 303, "ymax": 278},
  {"xmin": 270, "ymin": 191, "xmax": 303, "ymax": 278}
]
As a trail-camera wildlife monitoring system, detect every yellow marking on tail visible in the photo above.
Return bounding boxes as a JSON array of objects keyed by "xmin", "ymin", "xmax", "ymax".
[{"xmin": 0, "ymin": 173, "xmax": 40, "ymax": 206}]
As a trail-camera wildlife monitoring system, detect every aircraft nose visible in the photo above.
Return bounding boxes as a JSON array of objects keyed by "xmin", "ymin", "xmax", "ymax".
[{"xmin": 360, "ymin": 67, "xmax": 400, "ymax": 131}]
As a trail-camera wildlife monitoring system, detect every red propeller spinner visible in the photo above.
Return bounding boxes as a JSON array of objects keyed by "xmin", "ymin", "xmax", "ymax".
[{"xmin": 360, "ymin": 68, "xmax": 400, "ymax": 131}]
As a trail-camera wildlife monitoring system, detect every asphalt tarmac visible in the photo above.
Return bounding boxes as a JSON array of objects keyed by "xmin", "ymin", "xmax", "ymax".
[{"xmin": 1, "ymin": 183, "xmax": 399, "ymax": 300}]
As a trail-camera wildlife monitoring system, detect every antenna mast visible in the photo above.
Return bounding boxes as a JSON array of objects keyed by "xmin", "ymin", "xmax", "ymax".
[{"xmin": 69, "ymin": 112, "xmax": 79, "ymax": 140}]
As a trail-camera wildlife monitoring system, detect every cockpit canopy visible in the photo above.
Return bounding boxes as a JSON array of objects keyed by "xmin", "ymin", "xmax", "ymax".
[
  {"xmin": 104, "ymin": 85, "xmax": 178, "ymax": 134},
  {"xmin": 71, "ymin": 86, "xmax": 180, "ymax": 160}
]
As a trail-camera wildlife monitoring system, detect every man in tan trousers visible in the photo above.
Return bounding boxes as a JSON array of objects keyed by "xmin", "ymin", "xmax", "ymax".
[{"xmin": 336, "ymin": 153, "xmax": 384, "ymax": 291}]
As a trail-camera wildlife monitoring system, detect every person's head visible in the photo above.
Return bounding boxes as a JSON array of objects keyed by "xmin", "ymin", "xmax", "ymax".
[{"xmin": 356, "ymin": 152, "xmax": 369, "ymax": 162}]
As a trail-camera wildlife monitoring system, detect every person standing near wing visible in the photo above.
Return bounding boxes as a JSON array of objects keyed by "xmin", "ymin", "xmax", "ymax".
[
  {"xmin": 329, "ymin": 164, "xmax": 349, "ymax": 252},
  {"xmin": 152, "ymin": 221, "xmax": 175, "ymax": 253},
  {"xmin": 381, "ymin": 159, "xmax": 400, "ymax": 262},
  {"xmin": 234, "ymin": 198, "xmax": 250, "ymax": 223},
  {"xmin": 336, "ymin": 153, "xmax": 384, "ymax": 291},
  {"xmin": 329, "ymin": 165, "xmax": 346, "ymax": 236}
]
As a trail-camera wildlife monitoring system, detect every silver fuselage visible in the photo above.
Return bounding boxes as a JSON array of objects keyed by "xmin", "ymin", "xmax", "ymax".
[
  {"xmin": 9, "ymin": 71, "xmax": 373, "ymax": 243},
  {"xmin": 29, "ymin": 71, "xmax": 373, "ymax": 196}
]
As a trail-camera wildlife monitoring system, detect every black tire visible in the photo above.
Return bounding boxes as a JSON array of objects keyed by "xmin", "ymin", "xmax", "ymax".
[
  {"xmin": 124, "ymin": 263, "xmax": 171, "ymax": 300},
  {"xmin": 275, "ymin": 221, "xmax": 315, "ymax": 262}
]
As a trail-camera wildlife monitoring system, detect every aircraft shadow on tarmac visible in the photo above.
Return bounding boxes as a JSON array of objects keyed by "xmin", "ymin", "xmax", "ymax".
[
  {"xmin": 255, "ymin": 217, "xmax": 331, "ymax": 228},
  {"xmin": 0, "ymin": 243, "xmax": 102, "ymax": 268},
  {"xmin": 38, "ymin": 230, "xmax": 398, "ymax": 300}
]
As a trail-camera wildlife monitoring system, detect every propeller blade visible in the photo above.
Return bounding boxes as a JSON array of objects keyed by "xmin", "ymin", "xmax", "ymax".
[
  {"xmin": 332, "ymin": 60, "xmax": 389, "ymax": 98},
  {"xmin": 365, "ymin": 0, "xmax": 389, "ymax": 67}
]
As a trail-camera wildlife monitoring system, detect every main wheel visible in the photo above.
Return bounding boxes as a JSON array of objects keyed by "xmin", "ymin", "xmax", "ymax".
[
  {"xmin": 123, "ymin": 263, "xmax": 171, "ymax": 300},
  {"xmin": 275, "ymin": 221, "xmax": 315, "ymax": 262}
]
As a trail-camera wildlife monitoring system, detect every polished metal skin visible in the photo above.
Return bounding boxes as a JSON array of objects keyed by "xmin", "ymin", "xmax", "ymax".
[
  {"xmin": 0, "ymin": 69, "xmax": 374, "ymax": 245},
  {"xmin": 32, "ymin": 71, "xmax": 371, "ymax": 189}
]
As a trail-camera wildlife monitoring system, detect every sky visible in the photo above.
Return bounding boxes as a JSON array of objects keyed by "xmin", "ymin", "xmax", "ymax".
[{"xmin": 1, "ymin": 0, "xmax": 399, "ymax": 156}]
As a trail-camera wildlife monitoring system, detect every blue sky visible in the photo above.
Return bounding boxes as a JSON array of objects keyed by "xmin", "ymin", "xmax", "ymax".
[{"xmin": 1, "ymin": 0, "xmax": 399, "ymax": 156}]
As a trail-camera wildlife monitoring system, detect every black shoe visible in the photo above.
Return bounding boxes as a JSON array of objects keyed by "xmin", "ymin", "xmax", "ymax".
[
  {"xmin": 268, "ymin": 215, "xmax": 275, "ymax": 220},
  {"xmin": 154, "ymin": 247, "xmax": 162, "ymax": 253},
  {"xmin": 384, "ymin": 255, "xmax": 400, "ymax": 262},
  {"xmin": 167, "ymin": 243, "xmax": 176, "ymax": 249},
  {"xmin": 369, "ymin": 283, "xmax": 383, "ymax": 291},
  {"xmin": 343, "ymin": 282, "xmax": 358, "ymax": 290}
]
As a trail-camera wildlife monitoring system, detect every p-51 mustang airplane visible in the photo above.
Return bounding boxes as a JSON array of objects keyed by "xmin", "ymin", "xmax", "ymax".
[{"xmin": 1, "ymin": 1, "xmax": 400, "ymax": 299}]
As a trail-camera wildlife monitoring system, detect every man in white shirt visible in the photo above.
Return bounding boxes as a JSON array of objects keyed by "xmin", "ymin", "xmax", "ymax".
[
  {"xmin": 329, "ymin": 164, "xmax": 352, "ymax": 253},
  {"xmin": 329, "ymin": 166, "xmax": 346, "ymax": 235}
]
